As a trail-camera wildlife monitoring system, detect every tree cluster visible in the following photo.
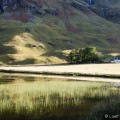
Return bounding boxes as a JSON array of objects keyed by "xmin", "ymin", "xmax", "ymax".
[{"xmin": 67, "ymin": 47, "xmax": 103, "ymax": 64}]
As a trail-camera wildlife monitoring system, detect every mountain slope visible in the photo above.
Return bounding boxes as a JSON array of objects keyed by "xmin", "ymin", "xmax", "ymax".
[{"xmin": 0, "ymin": 0, "xmax": 120, "ymax": 65}]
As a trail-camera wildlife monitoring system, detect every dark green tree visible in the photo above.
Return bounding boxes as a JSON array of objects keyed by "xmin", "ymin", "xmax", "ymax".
[{"xmin": 67, "ymin": 47, "xmax": 103, "ymax": 64}]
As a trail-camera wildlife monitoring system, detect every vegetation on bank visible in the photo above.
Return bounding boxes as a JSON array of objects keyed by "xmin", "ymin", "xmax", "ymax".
[
  {"xmin": 0, "ymin": 78, "xmax": 119, "ymax": 120},
  {"xmin": 67, "ymin": 47, "xmax": 103, "ymax": 64}
]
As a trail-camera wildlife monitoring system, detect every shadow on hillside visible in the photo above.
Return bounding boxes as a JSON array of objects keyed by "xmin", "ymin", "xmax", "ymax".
[
  {"xmin": 42, "ymin": 51, "xmax": 67, "ymax": 60},
  {"xmin": 0, "ymin": 21, "xmax": 34, "ymax": 64},
  {"xmin": 0, "ymin": 25, "xmax": 20, "ymax": 62}
]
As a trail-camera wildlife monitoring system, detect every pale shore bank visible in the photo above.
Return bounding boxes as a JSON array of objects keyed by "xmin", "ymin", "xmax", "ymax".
[{"xmin": 0, "ymin": 64, "xmax": 120, "ymax": 82}]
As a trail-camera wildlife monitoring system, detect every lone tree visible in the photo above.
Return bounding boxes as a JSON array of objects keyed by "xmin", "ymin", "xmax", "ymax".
[{"xmin": 67, "ymin": 47, "xmax": 103, "ymax": 64}]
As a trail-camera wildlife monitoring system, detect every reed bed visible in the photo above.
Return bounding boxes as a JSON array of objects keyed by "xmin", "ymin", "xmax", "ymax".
[
  {"xmin": 87, "ymin": 95, "xmax": 120, "ymax": 120},
  {"xmin": 0, "ymin": 78, "xmax": 119, "ymax": 120}
]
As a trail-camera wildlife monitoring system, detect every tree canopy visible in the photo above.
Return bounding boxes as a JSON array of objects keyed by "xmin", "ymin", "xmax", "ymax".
[{"xmin": 67, "ymin": 47, "xmax": 103, "ymax": 64}]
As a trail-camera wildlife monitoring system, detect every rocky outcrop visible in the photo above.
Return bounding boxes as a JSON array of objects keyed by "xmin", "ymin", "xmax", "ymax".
[
  {"xmin": 0, "ymin": 0, "xmax": 58, "ymax": 21},
  {"xmin": 86, "ymin": 0, "xmax": 95, "ymax": 5},
  {"xmin": 70, "ymin": 1, "xmax": 91, "ymax": 13},
  {"xmin": 100, "ymin": 8, "xmax": 120, "ymax": 23},
  {"xmin": 89, "ymin": 0, "xmax": 120, "ymax": 23},
  {"xmin": 0, "ymin": 0, "xmax": 21, "ymax": 12},
  {"xmin": 0, "ymin": 4, "xmax": 4, "ymax": 13},
  {"xmin": 0, "ymin": 0, "xmax": 120, "ymax": 23}
]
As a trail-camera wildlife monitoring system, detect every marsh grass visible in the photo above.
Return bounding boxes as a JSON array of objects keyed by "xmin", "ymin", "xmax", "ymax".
[
  {"xmin": 87, "ymin": 95, "xmax": 120, "ymax": 120},
  {"xmin": 0, "ymin": 76, "xmax": 119, "ymax": 120}
]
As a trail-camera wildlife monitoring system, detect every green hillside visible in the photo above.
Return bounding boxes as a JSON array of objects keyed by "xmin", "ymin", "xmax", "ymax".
[{"xmin": 0, "ymin": 0, "xmax": 120, "ymax": 65}]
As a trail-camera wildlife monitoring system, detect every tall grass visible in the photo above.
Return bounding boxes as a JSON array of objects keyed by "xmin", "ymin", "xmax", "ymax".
[
  {"xmin": 0, "ymin": 78, "xmax": 119, "ymax": 120},
  {"xmin": 87, "ymin": 95, "xmax": 120, "ymax": 120}
]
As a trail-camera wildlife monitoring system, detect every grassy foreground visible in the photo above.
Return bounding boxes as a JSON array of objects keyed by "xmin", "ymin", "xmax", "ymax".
[{"xmin": 0, "ymin": 77, "xmax": 120, "ymax": 120}]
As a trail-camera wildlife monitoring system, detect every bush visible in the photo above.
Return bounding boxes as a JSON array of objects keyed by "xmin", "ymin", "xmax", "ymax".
[{"xmin": 67, "ymin": 47, "xmax": 103, "ymax": 64}]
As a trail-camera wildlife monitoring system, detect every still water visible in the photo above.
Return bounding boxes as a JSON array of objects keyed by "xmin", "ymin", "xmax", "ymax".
[{"xmin": 0, "ymin": 73, "xmax": 120, "ymax": 120}]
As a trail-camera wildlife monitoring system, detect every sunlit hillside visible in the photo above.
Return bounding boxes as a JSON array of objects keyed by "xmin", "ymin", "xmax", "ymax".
[{"xmin": 0, "ymin": 0, "xmax": 120, "ymax": 65}]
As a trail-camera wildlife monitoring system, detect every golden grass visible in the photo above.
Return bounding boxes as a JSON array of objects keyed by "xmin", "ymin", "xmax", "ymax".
[
  {"xmin": 0, "ymin": 76, "xmax": 119, "ymax": 120},
  {"xmin": 62, "ymin": 50, "xmax": 72, "ymax": 56},
  {"xmin": 0, "ymin": 80, "xmax": 113, "ymax": 112},
  {"xmin": 4, "ymin": 32, "xmax": 65, "ymax": 64},
  {"xmin": 108, "ymin": 53, "xmax": 120, "ymax": 56},
  {"xmin": 5, "ymin": 33, "xmax": 46, "ymax": 60}
]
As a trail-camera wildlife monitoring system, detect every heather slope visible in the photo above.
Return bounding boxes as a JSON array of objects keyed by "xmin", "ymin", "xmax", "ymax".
[{"xmin": 0, "ymin": 0, "xmax": 120, "ymax": 65}]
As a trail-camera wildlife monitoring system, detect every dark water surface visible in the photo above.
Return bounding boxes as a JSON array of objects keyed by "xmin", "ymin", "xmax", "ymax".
[{"xmin": 0, "ymin": 73, "xmax": 120, "ymax": 120}]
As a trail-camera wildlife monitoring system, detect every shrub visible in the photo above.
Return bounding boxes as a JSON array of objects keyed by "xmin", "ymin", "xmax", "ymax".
[{"xmin": 67, "ymin": 47, "xmax": 103, "ymax": 64}]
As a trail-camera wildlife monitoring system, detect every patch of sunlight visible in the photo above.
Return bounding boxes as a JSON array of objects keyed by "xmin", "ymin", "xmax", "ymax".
[
  {"xmin": 4, "ymin": 32, "xmax": 46, "ymax": 61},
  {"xmin": 109, "ymin": 53, "xmax": 120, "ymax": 56},
  {"xmin": 3, "ymin": 32, "xmax": 65, "ymax": 64},
  {"xmin": 62, "ymin": 50, "xmax": 72, "ymax": 56}
]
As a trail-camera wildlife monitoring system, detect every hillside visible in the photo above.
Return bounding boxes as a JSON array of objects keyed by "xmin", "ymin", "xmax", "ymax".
[{"xmin": 0, "ymin": 0, "xmax": 120, "ymax": 65}]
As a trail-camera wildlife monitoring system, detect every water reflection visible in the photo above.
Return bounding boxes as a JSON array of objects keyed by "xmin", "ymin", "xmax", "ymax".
[
  {"xmin": 0, "ymin": 73, "xmax": 119, "ymax": 120},
  {"xmin": 0, "ymin": 73, "xmax": 51, "ymax": 84}
]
